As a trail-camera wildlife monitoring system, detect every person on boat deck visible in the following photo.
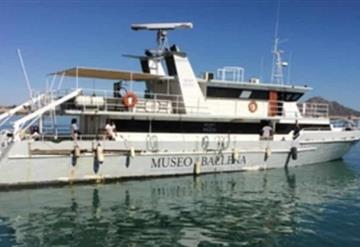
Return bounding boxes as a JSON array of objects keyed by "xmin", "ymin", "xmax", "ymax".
[
  {"xmin": 345, "ymin": 116, "xmax": 356, "ymax": 131},
  {"xmin": 261, "ymin": 122, "xmax": 273, "ymax": 140},
  {"xmin": 30, "ymin": 125, "xmax": 41, "ymax": 141},
  {"xmin": 111, "ymin": 121, "xmax": 117, "ymax": 137},
  {"xmin": 105, "ymin": 120, "xmax": 116, "ymax": 140},
  {"xmin": 293, "ymin": 120, "xmax": 301, "ymax": 140},
  {"xmin": 71, "ymin": 118, "xmax": 80, "ymax": 140}
]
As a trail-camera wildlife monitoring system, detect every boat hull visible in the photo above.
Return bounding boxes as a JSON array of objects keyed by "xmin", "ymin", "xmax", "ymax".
[{"xmin": 0, "ymin": 131, "xmax": 359, "ymax": 189}]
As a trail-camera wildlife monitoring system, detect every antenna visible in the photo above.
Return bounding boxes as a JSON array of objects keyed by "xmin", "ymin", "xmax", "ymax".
[
  {"xmin": 270, "ymin": 1, "xmax": 288, "ymax": 85},
  {"xmin": 131, "ymin": 22, "xmax": 193, "ymax": 51},
  {"xmin": 17, "ymin": 49, "xmax": 33, "ymax": 99},
  {"xmin": 274, "ymin": 0, "xmax": 280, "ymax": 42}
]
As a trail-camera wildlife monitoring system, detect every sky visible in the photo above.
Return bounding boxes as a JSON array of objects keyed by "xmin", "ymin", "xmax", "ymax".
[{"xmin": 0, "ymin": 0, "xmax": 359, "ymax": 110}]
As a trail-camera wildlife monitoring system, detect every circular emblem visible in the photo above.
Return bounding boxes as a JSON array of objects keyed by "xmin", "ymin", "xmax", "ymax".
[{"xmin": 248, "ymin": 100, "xmax": 258, "ymax": 113}]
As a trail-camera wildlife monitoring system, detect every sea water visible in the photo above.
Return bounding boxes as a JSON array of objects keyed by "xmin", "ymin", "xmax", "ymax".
[{"xmin": 0, "ymin": 143, "xmax": 359, "ymax": 246}]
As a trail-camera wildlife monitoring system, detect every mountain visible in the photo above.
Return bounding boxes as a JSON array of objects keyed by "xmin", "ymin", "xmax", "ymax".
[{"xmin": 306, "ymin": 96, "xmax": 360, "ymax": 117}]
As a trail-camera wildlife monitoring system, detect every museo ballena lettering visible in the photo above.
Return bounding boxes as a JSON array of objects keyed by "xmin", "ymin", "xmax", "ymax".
[{"xmin": 151, "ymin": 154, "xmax": 247, "ymax": 169}]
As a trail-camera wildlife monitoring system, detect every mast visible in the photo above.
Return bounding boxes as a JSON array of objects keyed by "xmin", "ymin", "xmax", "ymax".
[
  {"xmin": 17, "ymin": 49, "xmax": 33, "ymax": 99},
  {"xmin": 270, "ymin": 1, "xmax": 288, "ymax": 85}
]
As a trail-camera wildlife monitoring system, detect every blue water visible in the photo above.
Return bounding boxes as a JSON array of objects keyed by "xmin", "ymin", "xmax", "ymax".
[{"xmin": 0, "ymin": 143, "xmax": 360, "ymax": 246}]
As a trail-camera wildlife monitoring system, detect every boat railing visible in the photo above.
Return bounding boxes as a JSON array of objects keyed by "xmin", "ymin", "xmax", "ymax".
[
  {"xmin": 55, "ymin": 88, "xmax": 209, "ymax": 115},
  {"xmin": 268, "ymin": 100, "xmax": 284, "ymax": 117},
  {"xmin": 0, "ymin": 92, "xmax": 48, "ymax": 129},
  {"xmin": 297, "ymin": 102, "xmax": 329, "ymax": 118},
  {"xmin": 331, "ymin": 118, "xmax": 360, "ymax": 129},
  {"xmin": 267, "ymin": 101, "xmax": 329, "ymax": 119},
  {"xmin": 20, "ymin": 133, "xmax": 107, "ymax": 142},
  {"xmin": 216, "ymin": 66, "xmax": 245, "ymax": 82}
]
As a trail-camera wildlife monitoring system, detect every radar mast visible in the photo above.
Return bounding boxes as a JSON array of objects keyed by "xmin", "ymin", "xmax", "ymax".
[
  {"xmin": 131, "ymin": 22, "xmax": 193, "ymax": 53},
  {"xmin": 270, "ymin": 2, "xmax": 288, "ymax": 85}
]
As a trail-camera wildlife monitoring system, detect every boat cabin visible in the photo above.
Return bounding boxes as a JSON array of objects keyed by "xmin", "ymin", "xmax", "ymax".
[{"xmin": 8, "ymin": 22, "xmax": 330, "ymax": 140}]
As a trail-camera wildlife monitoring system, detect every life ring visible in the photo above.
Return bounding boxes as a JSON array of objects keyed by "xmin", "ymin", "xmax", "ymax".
[
  {"xmin": 145, "ymin": 100, "xmax": 160, "ymax": 112},
  {"xmin": 122, "ymin": 91, "xmax": 138, "ymax": 108},
  {"xmin": 248, "ymin": 100, "xmax": 258, "ymax": 113}
]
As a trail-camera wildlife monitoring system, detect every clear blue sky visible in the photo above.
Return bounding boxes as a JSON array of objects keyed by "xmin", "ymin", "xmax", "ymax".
[{"xmin": 1, "ymin": 0, "xmax": 359, "ymax": 110}]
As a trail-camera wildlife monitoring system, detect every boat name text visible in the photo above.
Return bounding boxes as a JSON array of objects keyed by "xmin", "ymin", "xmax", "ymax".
[{"xmin": 151, "ymin": 154, "xmax": 246, "ymax": 169}]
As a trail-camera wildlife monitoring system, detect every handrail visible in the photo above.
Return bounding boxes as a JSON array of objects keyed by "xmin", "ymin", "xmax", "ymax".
[
  {"xmin": 0, "ymin": 93, "xmax": 46, "ymax": 128},
  {"xmin": 13, "ymin": 89, "xmax": 82, "ymax": 140},
  {"xmin": 57, "ymin": 88, "xmax": 209, "ymax": 115},
  {"xmin": 297, "ymin": 102, "xmax": 329, "ymax": 118},
  {"xmin": 51, "ymin": 88, "xmax": 330, "ymax": 118}
]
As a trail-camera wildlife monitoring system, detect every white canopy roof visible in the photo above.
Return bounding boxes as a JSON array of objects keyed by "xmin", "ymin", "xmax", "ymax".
[{"xmin": 50, "ymin": 67, "xmax": 173, "ymax": 81}]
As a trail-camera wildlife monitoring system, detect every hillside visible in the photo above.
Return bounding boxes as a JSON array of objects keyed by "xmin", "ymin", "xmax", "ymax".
[{"xmin": 306, "ymin": 97, "xmax": 360, "ymax": 117}]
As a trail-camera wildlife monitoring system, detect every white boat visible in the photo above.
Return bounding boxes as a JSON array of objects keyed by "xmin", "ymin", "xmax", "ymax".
[{"xmin": 0, "ymin": 22, "xmax": 359, "ymax": 189}]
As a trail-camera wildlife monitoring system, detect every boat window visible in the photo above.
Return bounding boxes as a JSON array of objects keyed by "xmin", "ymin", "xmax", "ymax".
[
  {"xmin": 239, "ymin": 90, "xmax": 252, "ymax": 99},
  {"xmin": 250, "ymin": 90, "xmax": 268, "ymax": 100},
  {"xmin": 112, "ymin": 119, "xmax": 331, "ymax": 134},
  {"xmin": 278, "ymin": 92, "xmax": 304, "ymax": 102},
  {"xmin": 291, "ymin": 93, "xmax": 302, "ymax": 101},
  {"xmin": 207, "ymin": 87, "xmax": 269, "ymax": 100},
  {"xmin": 285, "ymin": 93, "xmax": 292, "ymax": 101},
  {"xmin": 206, "ymin": 87, "xmax": 241, "ymax": 98}
]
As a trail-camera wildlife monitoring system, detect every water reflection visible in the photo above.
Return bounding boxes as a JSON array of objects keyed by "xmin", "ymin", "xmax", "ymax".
[{"xmin": 0, "ymin": 159, "xmax": 360, "ymax": 246}]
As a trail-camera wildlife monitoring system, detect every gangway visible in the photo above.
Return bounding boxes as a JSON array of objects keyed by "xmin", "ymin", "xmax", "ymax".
[
  {"xmin": 0, "ymin": 94, "xmax": 45, "ymax": 128},
  {"xmin": 13, "ymin": 89, "xmax": 82, "ymax": 139}
]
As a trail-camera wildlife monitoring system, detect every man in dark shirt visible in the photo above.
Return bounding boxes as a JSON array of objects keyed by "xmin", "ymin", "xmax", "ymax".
[{"xmin": 293, "ymin": 121, "xmax": 301, "ymax": 140}]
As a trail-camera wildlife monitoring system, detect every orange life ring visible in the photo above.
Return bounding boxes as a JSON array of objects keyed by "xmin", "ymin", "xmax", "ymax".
[
  {"xmin": 122, "ymin": 91, "xmax": 138, "ymax": 108},
  {"xmin": 248, "ymin": 100, "xmax": 258, "ymax": 113}
]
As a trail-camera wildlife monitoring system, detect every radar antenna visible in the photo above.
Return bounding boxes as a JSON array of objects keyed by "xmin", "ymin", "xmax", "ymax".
[{"xmin": 131, "ymin": 22, "xmax": 193, "ymax": 52}]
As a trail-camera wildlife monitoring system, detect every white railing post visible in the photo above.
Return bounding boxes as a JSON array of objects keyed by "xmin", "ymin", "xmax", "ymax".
[{"xmin": 302, "ymin": 103, "xmax": 306, "ymax": 116}]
